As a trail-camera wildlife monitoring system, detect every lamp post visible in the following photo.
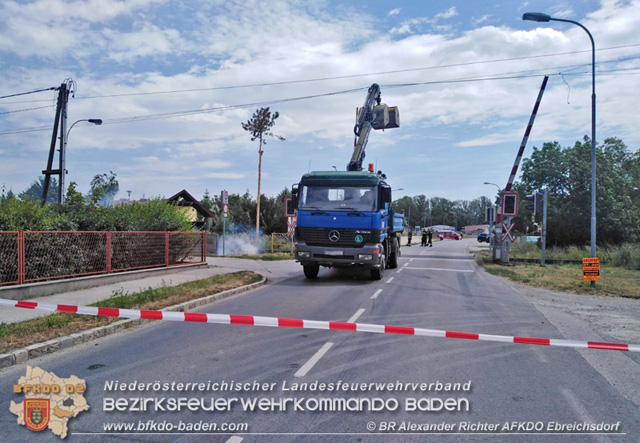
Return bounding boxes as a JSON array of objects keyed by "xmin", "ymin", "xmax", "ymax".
[
  {"xmin": 61, "ymin": 119, "xmax": 102, "ymax": 203},
  {"xmin": 523, "ymin": 12, "xmax": 597, "ymax": 270},
  {"xmin": 483, "ymin": 181, "xmax": 500, "ymax": 193}
]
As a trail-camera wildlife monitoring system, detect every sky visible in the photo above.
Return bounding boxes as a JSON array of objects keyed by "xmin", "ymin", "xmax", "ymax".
[{"xmin": 1, "ymin": 0, "xmax": 639, "ymax": 204}]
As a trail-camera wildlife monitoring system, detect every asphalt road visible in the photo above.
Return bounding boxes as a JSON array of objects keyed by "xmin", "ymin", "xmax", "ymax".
[{"xmin": 1, "ymin": 239, "xmax": 639, "ymax": 442}]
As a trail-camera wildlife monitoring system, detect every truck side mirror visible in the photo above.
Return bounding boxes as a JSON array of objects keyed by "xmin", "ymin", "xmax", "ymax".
[
  {"xmin": 381, "ymin": 187, "xmax": 391, "ymax": 204},
  {"xmin": 291, "ymin": 185, "xmax": 299, "ymax": 209}
]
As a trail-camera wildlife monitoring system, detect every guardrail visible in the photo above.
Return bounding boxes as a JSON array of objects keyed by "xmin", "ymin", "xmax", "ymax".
[{"xmin": 0, "ymin": 231, "xmax": 206, "ymax": 286}]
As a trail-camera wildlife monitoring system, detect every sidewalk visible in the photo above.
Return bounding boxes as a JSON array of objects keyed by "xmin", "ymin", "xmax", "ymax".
[{"xmin": 0, "ymin": 262, "xmax": 236, "ymax": 326}]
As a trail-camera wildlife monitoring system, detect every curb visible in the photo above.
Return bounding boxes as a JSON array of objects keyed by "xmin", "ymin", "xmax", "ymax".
[
  {"xmin": 0, "ymin": 262, "xmax": 210, "ymax": 301},
  {"xmin": 0, "ymin": 276, "xmax": 267, "ymax": 370}
]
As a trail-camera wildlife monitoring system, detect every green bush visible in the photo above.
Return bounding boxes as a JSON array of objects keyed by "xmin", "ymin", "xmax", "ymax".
[
  {"xmin": 0, "ymin": 198, "xmax": 193, "ymax": 232},
  {"xmin": 0, "ymin": 198, "xmax": 76, "ymax": 231},
  {"xmin": 611, "ymin": 243, "xmax": 640, "ymax": 270}
]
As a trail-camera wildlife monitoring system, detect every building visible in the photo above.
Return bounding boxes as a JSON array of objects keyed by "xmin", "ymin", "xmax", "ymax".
[
  {"xmin": 463, "ymin": 224, "xmax": 489, "ymax": 235},
  {"xmin": 166, "ymin": 189, "xmax": 215, "ymax": 231}
]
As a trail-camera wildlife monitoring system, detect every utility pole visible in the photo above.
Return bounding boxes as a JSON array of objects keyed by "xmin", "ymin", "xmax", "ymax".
[
  {"xmin": 42, "ymin": 79, "xmax": 75, "ymax": 205},
  {"xmin": 541, "ymin": 188, "xmax": 548, "ymax": 267}
]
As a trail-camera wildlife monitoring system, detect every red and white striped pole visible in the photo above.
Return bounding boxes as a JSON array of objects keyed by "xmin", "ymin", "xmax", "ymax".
[
  {"xmin": 505, "ymin": 76, "xmax": 549, "ymax": 192},
  {"xmin": 1, "ymin": 298, "xmax": 638, "ymax": 353}
]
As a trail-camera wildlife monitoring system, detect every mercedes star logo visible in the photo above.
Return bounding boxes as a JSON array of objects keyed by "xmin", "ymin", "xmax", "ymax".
[{"xmin": 329, "ymin": 230, "xmax": 340, "ymax": 242}]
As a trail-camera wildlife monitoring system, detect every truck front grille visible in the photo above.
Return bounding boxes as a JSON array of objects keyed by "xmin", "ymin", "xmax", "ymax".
[{"xmin": 297, "ymin": 227, "xmax": 380, "ymax": 248}]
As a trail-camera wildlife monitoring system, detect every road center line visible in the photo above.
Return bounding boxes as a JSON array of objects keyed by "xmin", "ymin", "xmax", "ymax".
[
  {"xmin": 226, "ymin": 437, "xmax": 244, "ymax": 443},
  {"xmin": 294, "ymin": 342, "xmax": 334, "ymax": 378},
  {"xmin": 371, "ymin": 289, "xmax": 383, "ymax": 299},
  {"xmin": 385, "ymin": 276, "xmax": 394, "ymax": 284},
  {"xmin": 348, "ymin": 308, "xmax": 366, "ymax": 323},
  {"xmin": 403, "ymin": 267, "xmax": 474, "ymax": 273}
]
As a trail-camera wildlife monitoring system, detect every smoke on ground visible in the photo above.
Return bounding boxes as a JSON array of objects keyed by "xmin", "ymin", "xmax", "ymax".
[{"xmin": 216, "ymin": 232, "xmax": 263, "ymax": 256}]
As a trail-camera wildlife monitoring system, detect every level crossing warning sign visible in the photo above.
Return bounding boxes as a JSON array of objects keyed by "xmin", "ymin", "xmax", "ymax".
[
  {"xmin": 287, "ymin": 216, "xmax": 296, "ymax": 238},
  {"xmin": 582, "ymin": 257, "xmax": 600, "ymax": 281}
]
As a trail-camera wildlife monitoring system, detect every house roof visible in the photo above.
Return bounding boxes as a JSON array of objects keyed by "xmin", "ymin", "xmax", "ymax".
[{"xmin": 166, "ymin": 189, "xmax": 215, "ymax": 219}]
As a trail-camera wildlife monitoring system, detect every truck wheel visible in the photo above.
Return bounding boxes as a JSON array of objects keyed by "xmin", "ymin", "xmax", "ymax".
[
  {"xmin": 388, "ymin": 239, "xmax": 399, "ymax": 269},
  {"xmin": 303, "ymin": 264, "xmax": 319, "ymax": 278},
  {"xmin": 370, "ymin": 249, "xmax": 385, "ymax": 280}
]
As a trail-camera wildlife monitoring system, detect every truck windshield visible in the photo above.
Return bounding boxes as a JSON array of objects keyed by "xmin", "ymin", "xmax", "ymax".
[{"xmin": 300, "ymin": 185, "xmax": 377, "ymax": 211}]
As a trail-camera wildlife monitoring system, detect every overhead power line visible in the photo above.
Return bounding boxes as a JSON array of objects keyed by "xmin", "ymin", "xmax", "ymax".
[
  {"xmin": 0, "ymin": 105, "xmax": 54, "ymax": 115},
  {"xmin": 2, "ymin": 43, "xmax": 639, "ymax": 106},
  {"xmin": 1, "ymin": 48, "xmax": 639, "ymax": 135},
  {"xmin": 0, "ymin": 73, "xmax": 562, "ymax": 135},
  {"xmin": 0, "ymin": 86, "xmax": 56, "ymax": 100},
  {"xmin": 64, "ymin": 43, "xmax": 640, "ymax": 100}
]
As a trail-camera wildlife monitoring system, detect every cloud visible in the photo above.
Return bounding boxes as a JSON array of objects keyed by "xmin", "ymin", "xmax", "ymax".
[
  {"xmin": 102, "ymin": 22, "xmax": 187, "ymax": 63},
  {"xmin": 388, "ymin": 8, "xmax": 401, "ymax": 16},
  {"xmin": 389, "ymin": 6, "xmax": 458, "ymax": 35},
  {"xmin": 206, "ymin": 172, "xmax": 245, "ymax": 179},
  {"xmin": 435, "ymin": 7, "xmax": 458, "ymax": 20}
]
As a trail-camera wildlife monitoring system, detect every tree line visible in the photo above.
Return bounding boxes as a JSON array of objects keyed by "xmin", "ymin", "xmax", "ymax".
[
  {"xmin": 8, "ymin": 172, "xmax": 120, "ymax": 206},
  {"xmin": 514, "ymin": 136, "xmax": 640, "ymax": 246}
]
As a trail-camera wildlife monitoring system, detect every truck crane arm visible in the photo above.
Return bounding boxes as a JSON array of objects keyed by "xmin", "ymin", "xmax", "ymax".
[{"xmin": 347, "ymin": 83, "xmax": 399, "ymax": 171}]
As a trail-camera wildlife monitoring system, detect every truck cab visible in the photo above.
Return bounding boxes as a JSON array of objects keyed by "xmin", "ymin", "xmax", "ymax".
[{"xmin": 292, "ymin": 170, "xmax": 403, "ymax": 280}]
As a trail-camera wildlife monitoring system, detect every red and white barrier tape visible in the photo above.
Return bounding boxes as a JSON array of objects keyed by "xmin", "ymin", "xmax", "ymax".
[{"xmin": 1, "ymin": 298, "xmax": 638, "ymax": 352}]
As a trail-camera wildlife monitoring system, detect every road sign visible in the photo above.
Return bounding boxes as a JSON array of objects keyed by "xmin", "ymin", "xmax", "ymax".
[
  {"xmin": 221, "ymin": 190, "xmax": 228, "ymax": 205},
  {"xmin": 223, "ymin": 203, "xmax": 228, "ymax": 217},
  {"xmin": 485, "ymin": 206, "xmax": 495, "ymax": 223},
  {"xmin": 286, "ymin": 216, "xmax": 296, "ymax": 238},
  {"xmin": 501, "ymin": 221, "xmax": 514, "ymax": 242},
  {"xmin": 582, "ymin": 257, "xmax": 600, "ymax": 281}
]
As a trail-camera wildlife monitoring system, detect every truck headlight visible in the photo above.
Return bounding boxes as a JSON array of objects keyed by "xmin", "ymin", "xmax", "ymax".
[
  {"xmin": 298, "ymin": 251, "xmax": 311, "ymax": 258},
  {"xmin": 358, "ymin": 254, "xmax": 373, "ymax": 261}
]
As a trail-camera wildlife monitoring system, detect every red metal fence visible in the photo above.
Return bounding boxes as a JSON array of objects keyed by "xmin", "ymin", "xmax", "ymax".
[{"xmin": 0, "ymin": 231, "xmax": 206, "ymax": 286}]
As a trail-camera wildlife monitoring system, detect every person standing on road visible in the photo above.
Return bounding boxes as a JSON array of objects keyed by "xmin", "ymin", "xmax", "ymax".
[
  {"xmin": 407, "ymin": 230, "xmax": 412, "ymax": 246},
  {"xmin": 427, "ymin": 229, "xmax": 433, "ymax": 247},
  {"xmin": 421, "ymin": 229, "xmax": 427, "ymax": 247}
]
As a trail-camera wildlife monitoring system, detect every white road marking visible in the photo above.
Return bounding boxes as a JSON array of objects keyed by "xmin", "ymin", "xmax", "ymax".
[
  {"xmin": 385, "ymin": 276, "xmax": 394, "ymax": 284},
  {"xmin": 294, "ymin": 342, "xmax": 334, "ymax": 378},
  {"xmin": 560, "ymin": 389, "xmax": 610, "ymax": 443},
  {"xmin": 403, "ymin": 262, "xmax": 409, "ymax": 267},
  {"xmin": 403, "ymin": 267, "xmax": 474, "ymax": 273},
  {"xmin": 409, "ymin": 258, "xmax": 414, "ymax": 262},
  {"xmin": 348, "ymin": 308, "xmax": 366, "ymax": 323},
  {"xmin": 412, "ymin": 257, "xmax": 474, "ymax": 262},
  {"xmin": 226, "ymin": 437, "xmax": 244, "ymax": 443},
  {"xmin": 371, "ymin": 289, "xmax": 383, "ymax": 300}
]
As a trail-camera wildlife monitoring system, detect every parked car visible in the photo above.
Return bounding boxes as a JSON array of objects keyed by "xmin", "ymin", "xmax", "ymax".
[
  {"xmin": 438, "ymin": 230, "xmax": 461, "ymax": 240},
  {"xmin": 477, "ymin": 232, "xmax": 490, "ymax": 243}
]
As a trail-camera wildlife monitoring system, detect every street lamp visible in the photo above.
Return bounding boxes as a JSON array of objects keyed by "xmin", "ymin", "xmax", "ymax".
[
  {"xmin": 523, "ymin": 12, "xmax": 597, "ymax": 267},
  {"xmin": 483, "ymin": 181, "xmax": 500, "ymax": 192},
  {"xmin": 60, "ymin": 119, "xmax": 102, "ymax": 203},
  {"xmin": 483, "ymin": 182, "xmax": 501, "ymax": 212}
]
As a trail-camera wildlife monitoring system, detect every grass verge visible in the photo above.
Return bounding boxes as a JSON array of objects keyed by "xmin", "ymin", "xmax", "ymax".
[
  {"xmin": 475, "ymin": 251, "xmax": 640, "ymax": 299},
  {"xmin": 0, "ymin": 271, "xmax": 262, "ymax": 354}
]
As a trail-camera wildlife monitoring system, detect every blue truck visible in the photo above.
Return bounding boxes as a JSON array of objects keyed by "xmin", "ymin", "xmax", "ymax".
[{"xmin": 290, "ymin": 84, "xmax": 404, "ymax": 280}]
